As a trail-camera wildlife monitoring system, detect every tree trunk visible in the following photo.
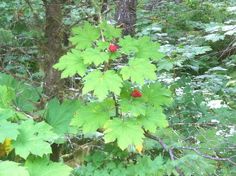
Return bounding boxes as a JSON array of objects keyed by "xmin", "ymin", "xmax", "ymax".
[
  {"xmin": 42, "ymin": 0, "xmax": 64, "ymax": 162},
  {"xmin": 115, "ymin": 0, "xmax": 137, "ymax": 36},
  {"xmin": 43, "ymin": 0, "xmax": 64, "ymax": 99}
]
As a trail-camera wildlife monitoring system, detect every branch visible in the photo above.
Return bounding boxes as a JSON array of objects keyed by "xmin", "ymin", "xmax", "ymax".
[
  {"xmin": 112, "ymin": 94, "xmax": 120, "ymax": 117},
  {"xmin": 170, "ymin": 122, "xmax": 219, "ymax": 127},
  {"xmin": 177, "ymin": 146, "xmax": 236, "ymax": 166},
  {"xmin": 145, "ymin": 132, "xmax": 236, "ymax": 167},
  {"xmin": 144, "ymin": 131, "xmax": 183, "ymax": 175}
]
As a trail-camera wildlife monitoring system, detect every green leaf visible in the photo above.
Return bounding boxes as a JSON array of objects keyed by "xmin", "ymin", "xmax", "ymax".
[
  {"xmin": 0, "ymin": 85, "xmax": 15, "ymax": 108},
  {"xmin": 119, "ymin": 36, "xmax": 164, "ymax": 60},
  {"xmin": 157, "ymin": 59, "xmax": 174, "ymax": 71},
  {"xmin": 45, "ymin": 98, "xmax": 81, "ymax": 135},
  {"xmin": 83, "ymin": 70, "xmax": 123, "ymax": 101},
  {"xmin": 142, "ymin": 83, "xmax": 172, "ymax": 107},
  {"xmin": 13, "ymin": 120, "xmax": 57, "ymax": 159},
  {"xmin": 0, "ymin": 120, "xmax": 19, "ymax": 143},
  {"xmin": 120, "ymin": 58, "xmax": 157, "ymax": 85},
  {"xmin": 0, "ymin": 73, "xmax": 16, "ymax": 86},
  {"xmin": 14, "ymin": 84, "xmax": 42, "ymax": 112},
  {"xmin": 0, "ymin": 161, "xmax": 29, "ymax": 176},
  {"xmin": 69, "ymin": 22, "xmax": 100, "ymax": 49},
  {"xmin": 99, "ymin": 22, "xmax": 122, "ymax": 40},
  {"xmin": 54, "ymin": 49, "xmax": 87, "ymax": 78},
  {"xmin": 72, "ymin": 100, "xmax": 114, "ymax": 133},
  {"xmin": 0, "ymin": 73, "xmax": 42, "ymax": 112},
  {"xmin": 119, "ymin": 36, "xmax": 139, "ymax": 54},
  {"xmin": 135, "ymin": 37, "xmax": 164, "ymax": 60},
  {"xmin": 0, "ymin": 108, "xmax": 15, "ymax": 120},
  {"xmin": 82, "ymin": 48, "xmax": 110, "ymax": 66},
  {"xmin": 25, "ymin": 157, "xmax": 72, "ymax": 176},
  {"xmin": 138, "ymin": 107, "xmax": 168, "ymax": 133},
  {"xmin": 120, "ymin": 98, "xmax": 146, "ymax": 117},
  {"xmin": 104, "ymin": 119, "xmax": 144, "ymax": 150},
  {"xmin": 96, "ymin": 41, "xmax": 110, "ymax": 50}
]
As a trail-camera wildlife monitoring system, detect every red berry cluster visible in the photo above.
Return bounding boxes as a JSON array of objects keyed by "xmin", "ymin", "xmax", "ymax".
[
  {"xmin": 131, "ymin": 89, "xmax": 142, "ymax": 98},
  {"xmin": 108, "ymin": 44, "xmax": 118, "ymax": 53}
]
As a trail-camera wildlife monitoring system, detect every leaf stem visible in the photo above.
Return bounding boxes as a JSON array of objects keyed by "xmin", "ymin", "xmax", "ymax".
[{"xmin": 112, "ymin": 93, "xmax": 120, "ymax": 117}]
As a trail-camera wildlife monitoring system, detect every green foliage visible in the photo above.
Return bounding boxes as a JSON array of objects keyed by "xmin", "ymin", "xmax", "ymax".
[
  {"xmin": 82, "ymin": 48, "xmax": 110, "ymax": 66},
  {"xmin": 54, "ymin": 21, "xmax": 171, "ymax": 152},
  {"xmin": 0, "ymin": 120, "xmax": 18, "ymax": 143},
  {"xmin": 70, "ymin": 22, "xmax": 100, "ymax": 49},
  {"xmin": 1, "ymin": 0, "xmax": 236, "ymax": 175},
  {"xmin": 99, "ymin": 22, "xmax": 122, "ymax": 40},
  {"xmin": 72, "ymin": 100, "xmax": 114, "ymax": 133},
  {"xmin": 13, "ymin": 120, "xmax": 57, "ymax": 159},
  {"xmin": 82, "ymin": 70, "xmax": 123, "ymax": 101},
  {"xmin": 45, "ymin": 98, "xmax": 80, "ymax": 135},
  {"xmin": 0, "ymin": 161, "xmax": 29, "ymax": 176},
  {"xmin": 120, "ymin": 58, "xmax": 157, "ymax": 85},
  {"xmin": 137, "ymin": 107, "xmax": 168, "ymax": 133},
  {"xmin": 25, "ymin": 157, "xmax": 72, "ymax": 176},
  {"xmin": 104, "ymin": 119, "xmax": 144, "ymax": 150},
  {"xmin": 53, "ymin": 50, "xmax": 87, "ymax": 78},
  {"xmin": 74, "ymin": 153, "xmax": 165, "ymax": 176},
  {"xmin": 119, "ymin": 36, "xmax": 164, "ymax": 60}
]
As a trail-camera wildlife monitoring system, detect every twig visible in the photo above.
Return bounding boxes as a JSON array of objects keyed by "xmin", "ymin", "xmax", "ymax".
[
  {"xmin": 144, "ymin": 131, "xmax": 183, "ymax": 175},
  {"xmin": 112, "ymin": 94, "xmax": 120, "ymax": 117},
  {"xmin": 145, "ymin": 132, "xmax": 236, "ymax": 167},
  {"xmin": 177, "ymin": 146, "xmax": 236, "ymax": 166},
  {"xmin": 170, "ymin": 122, "xmax": 219, "ymax": 127}
]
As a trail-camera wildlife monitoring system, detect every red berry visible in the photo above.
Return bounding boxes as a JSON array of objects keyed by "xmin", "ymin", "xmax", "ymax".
[
  {"xmin": 108, "ymin": 44, "xmax": 118, "ymax": 52},
  {"xmin": 131, "ymin": 89, "xmax": 142, "ymax": 98}
]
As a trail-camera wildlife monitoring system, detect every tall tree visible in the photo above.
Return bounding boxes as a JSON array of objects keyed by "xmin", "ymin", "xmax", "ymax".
[
  {"xmin": 42, "ymin": 0, "xmax": 64, "ymax": 162},
  {"xmin": 115, "ymin": 0, "xmax": 137, "ymax": 36},
  {"xmin": 42, "ymin": 0, "xmax": 64, "ymax": 99}
]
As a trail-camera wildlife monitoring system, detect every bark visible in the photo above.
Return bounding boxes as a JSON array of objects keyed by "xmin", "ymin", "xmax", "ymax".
[
  {"xmin": 115, "ymin": 0, "xmax": 137, "ymax": 36},
  {"xmin": 42, "ymin": 0, "xmax": 64, "ymax": 162},
  {"xmin": 43, "ymin": 0, "xmax": 64, "ymax": 99}
]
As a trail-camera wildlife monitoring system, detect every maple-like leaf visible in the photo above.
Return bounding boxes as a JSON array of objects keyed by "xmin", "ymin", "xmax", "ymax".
[
  {"xmin": 83, "ymin": 70, "xmax": 123, "ymax": 100},
  {"xmin": 25, "ymin": 157, "xmax": 72, "ymax": 176},
  {"xmin": 96, "ymin": 41, "xmax": 110, "ymax": 50},
  {"xmin": 120, "ymin": 58, "xmax": 157, "ymax": 85},
  {"xmin": 135, "ymin": 36, "xmax": 165, "ymax": 60},
  {"xmin": 120, "ymin": 99, "xmax": 146, "ymax": 117},
  {"xmin": 0, "ymin": 108, "xmax": 15, "ymax": 121},
  {"xmin": 119, "ymin": 36, "xmax": 164, "ymax": 60},
  {"xmin": 0, "ymin": 85, "xmax": 15, "ymax": 108},
  {"xmin": 119, "ymin": 36, "xmax": 139, "ymax": 54},
  {"xmin": 13, "ymin": 120, "xmax": 57, "ymax": 159},
  {"xmin": 142, "ymin": 83, "xmax": 173, "ymax": 107},
  {"xmin": 138, "ymin": 107, "xmax": 168, "ymax": 133},
  {"xmin": 0, "ymin": 120, "xmax": 18, "ymax": 143},
  {"xmin": 99, "ymin": 22, "xmax": 122, "ymax": 40},
  {"xmin": 69, "ymin": 22, "xmax": 100, "ymax": 49},
  {"xmin": 53, "ymin": 49, "xmax": 87, "ymax": 78},
  {"xmin": 45, "ymin": 98, "xmax": 81, "ymax": 135},
  {"xmin": 104, "ymin": 119, "xmax": 144, "ymax": 150},
  {"xmin": 82, "ymin": 48, "xmax": 110, "ymax": 66},
  {"xmin": 72, "ymin": 100, "xmax": 114, "ymax": 133},
  {"xmin": 0, "ymin": 161, "xmax": 29, "ymax": 176}
]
